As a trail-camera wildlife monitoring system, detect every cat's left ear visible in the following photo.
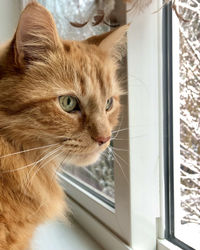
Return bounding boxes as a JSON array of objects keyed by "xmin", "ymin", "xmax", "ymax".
[
  {"xmin": 85, "ymin": 25, "xmax": 129, "ymax": 61},
  {"xmin": 13, "ymin": 2, "xmax": 61, "ymax": 67}
]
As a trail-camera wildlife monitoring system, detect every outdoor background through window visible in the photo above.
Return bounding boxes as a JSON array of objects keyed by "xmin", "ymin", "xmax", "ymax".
[{"xmin": 173, "ymin": 0, "xmax": 200, "ymax": 249}]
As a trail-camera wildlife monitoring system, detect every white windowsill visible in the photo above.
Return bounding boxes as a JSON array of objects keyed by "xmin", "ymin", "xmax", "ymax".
[
  {"xmin": 31, "ymin": 219, "xmax": 103, "ymax": 250},
  {"xmin": 157, "ymin": 239, "xmax": 182, "ymax": 250}
]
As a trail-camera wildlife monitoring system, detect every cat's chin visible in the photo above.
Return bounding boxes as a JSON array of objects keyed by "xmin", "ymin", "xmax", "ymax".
[{"xmin": 69, "ymin": 152, "xmax": 101, "ymax": 167}]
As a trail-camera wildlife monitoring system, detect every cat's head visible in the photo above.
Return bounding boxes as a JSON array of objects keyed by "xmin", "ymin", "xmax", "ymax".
[{"xmin": 0, "ymin": 2, "xmax": 127, "ymax": 166}]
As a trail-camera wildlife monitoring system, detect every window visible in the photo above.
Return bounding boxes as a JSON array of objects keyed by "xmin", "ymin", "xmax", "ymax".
[
  {"xmin": 163, "ymin": 1, "xmax": 200, "ymax": 249},
  {"xmin": 0, "ymin": 0, "xmax": 20, "ymax": 43},
  {"xmin": 64, "ymin": 148, "xmax": 115, "ymax": 204}
]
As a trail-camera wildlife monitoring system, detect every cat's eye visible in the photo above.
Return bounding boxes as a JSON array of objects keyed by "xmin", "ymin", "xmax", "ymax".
[
  {"xmin": 59, "ymin": 96, "xmax": 80, "ymax": 113},
  {"xmin": 106, "ymin": 97, "xmax": 113, "ymax": 111}
]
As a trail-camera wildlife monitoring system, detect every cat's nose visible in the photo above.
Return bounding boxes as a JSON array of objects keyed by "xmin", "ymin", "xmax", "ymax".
[{"xmin": 93, "ymin": 136, "xmax": 111, "ymax": 146}]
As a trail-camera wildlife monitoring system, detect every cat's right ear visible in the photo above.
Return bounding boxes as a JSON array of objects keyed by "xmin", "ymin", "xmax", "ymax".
[
  {"xmin": 13, "ymin": 2, "xmax": 61, "ymax": 68},
  {"xmin": 85, "ymin": 25, "xmax": 129, "ymax": 61}
]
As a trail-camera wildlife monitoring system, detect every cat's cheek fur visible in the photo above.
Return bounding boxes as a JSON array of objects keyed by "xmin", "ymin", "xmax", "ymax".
[{"xmin": 108, "ymin": 102, "xmax": 121, "ymax": 128}]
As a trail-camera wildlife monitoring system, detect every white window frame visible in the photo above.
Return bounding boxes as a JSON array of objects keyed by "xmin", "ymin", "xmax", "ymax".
[{"xmin": 127, "ymin": 0, "xmax": 162, "ymax": 249}]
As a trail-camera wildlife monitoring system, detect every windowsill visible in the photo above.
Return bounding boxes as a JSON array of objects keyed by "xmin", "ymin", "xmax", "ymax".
[
  {"xmin": 31, "ymin": 219, "xmax": 103, "ymax": 250},
  {"xmin": 157, "ymin": 239, "xmax": 182, "ymax": 250}
]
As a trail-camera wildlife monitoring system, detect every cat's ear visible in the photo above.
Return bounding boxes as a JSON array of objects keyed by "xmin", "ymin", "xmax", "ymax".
[
  {"xmin": 14, "ymin": 2, "xmax": 61, "ymax": 67},
  {"xmin": 85, "ymin": 25, "xmax": 129, "ymax": 61}
]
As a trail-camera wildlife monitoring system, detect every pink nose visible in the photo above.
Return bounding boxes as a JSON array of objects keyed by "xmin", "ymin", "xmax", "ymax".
[{"xmin": 93, "ymin": 136, "xmax": 111, "ymax": 146}]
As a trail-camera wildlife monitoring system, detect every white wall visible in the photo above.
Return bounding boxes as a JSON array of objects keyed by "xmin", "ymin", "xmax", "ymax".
[{"xmin": 0, "ymin": 0, "xmax": 21, "ymax": 43}]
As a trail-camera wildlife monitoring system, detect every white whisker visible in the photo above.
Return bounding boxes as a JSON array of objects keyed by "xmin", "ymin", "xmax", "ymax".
[
  {"xmin": 1, "ymin": 145, "xmax": 60, "ymax": 174},
  {"xmin": 25, "ymin": 145, "xmax": 64, "ymax": 180},
  {"xmin": 112, "ymin": 128, "xmax": 129, "ymax": 134},
  {"xmin": 23, "ymin": 145, "xmax": 65, "ymax": 192},
  {"xmin": 0, "ymin": 143, "xmax": 58, "ymax": 159},
  {"xmin": 112, "ymin": 146, "xmax": 128, "ymax": 152},
  {"xmin": 112, "ymin": 149, "xmax": 129, "ymax": 166},
  {"xmin": 112, "ymin": 152, "xmax": 129, "ymax": 184},
  {"xmin": 27, "ymin": 147, "xmax": 64, "ymax": 188},
  {"xmin": 111, "ymin": 138, "xmax": 129, "ymax": 141}
]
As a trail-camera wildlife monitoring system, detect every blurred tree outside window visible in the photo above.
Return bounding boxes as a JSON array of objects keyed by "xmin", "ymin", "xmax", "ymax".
[{"xmin": 173, "ymin": 0, "xmax": 200, "ymax": 248}]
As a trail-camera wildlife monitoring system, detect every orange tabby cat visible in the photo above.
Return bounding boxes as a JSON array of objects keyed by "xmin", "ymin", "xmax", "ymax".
[{"xmin": 0, "ymin": 2, "xmax": 127, "ymax": 249}]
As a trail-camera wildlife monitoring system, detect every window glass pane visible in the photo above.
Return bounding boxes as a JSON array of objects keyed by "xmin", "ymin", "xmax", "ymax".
[
  {"xmin": 173, "ymin": 1, "xmax": 200, "ymax": 248},
  {"xmin": 38, "ymin": 0, "xmax": 109, "ymax": 39},
  {"xmin": 64, "ymin": 147, "xmax": 115, "ymax": 201},
  {"xmin": 37, "ymin": 0, "xmax": 115, "ymax": 203}
]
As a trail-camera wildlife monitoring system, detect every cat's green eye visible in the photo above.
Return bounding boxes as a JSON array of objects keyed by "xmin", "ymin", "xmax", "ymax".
[
  {"xmin": 106, "ymin": 97, "xmax": 113, "ymax": 111},
  {"xmin": 59, "ymin": 96, "xmax": 80, "ymax": 113}
]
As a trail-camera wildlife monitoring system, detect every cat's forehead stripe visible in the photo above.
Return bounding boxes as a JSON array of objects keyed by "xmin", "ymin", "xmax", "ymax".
[
  {"xmin": 71, "ymin": 56, "xmax": 111, "ymax": 98},
  {"xmin": 79, "ymin": 76, "xmax": 86, "ymax": 96},
  {"xmin": 96, "ymin": 67, "xmax": 107, "ymax": 97}
]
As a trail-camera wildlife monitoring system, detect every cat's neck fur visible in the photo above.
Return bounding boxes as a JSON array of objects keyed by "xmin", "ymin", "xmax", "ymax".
[
  {"xmin": 0, "ymin": 132, "xmax": 66, "ymax": 249},
  {"xmin": 0, "ymin": 134, "xmax": 66, "ymax": 214}
]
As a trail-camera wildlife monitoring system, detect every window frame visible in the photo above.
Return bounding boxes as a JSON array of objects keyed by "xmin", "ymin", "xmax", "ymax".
[
  {"xmin": 127, "ymin": 0, "xmax": 163, "ymax": 248},
  {"xmin": 163, "ymin": 2, "xmax": 174, "ymax": 241},
  {"xmin": 163, "ymin": 4, "xmax": 198, "ymax": 250}
]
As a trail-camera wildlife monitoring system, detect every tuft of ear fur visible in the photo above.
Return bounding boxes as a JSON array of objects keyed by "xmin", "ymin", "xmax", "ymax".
[
  {"xmin": 85, "ymin": 25, "xmax": 129, "ymax": 61},
  {"xmin": 124, "ymin": 0, "xmax": 153, "ymax": 13},
  {"xmin": 14, "ymin": 2, "xmax": 61, "ymax": 67}
]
